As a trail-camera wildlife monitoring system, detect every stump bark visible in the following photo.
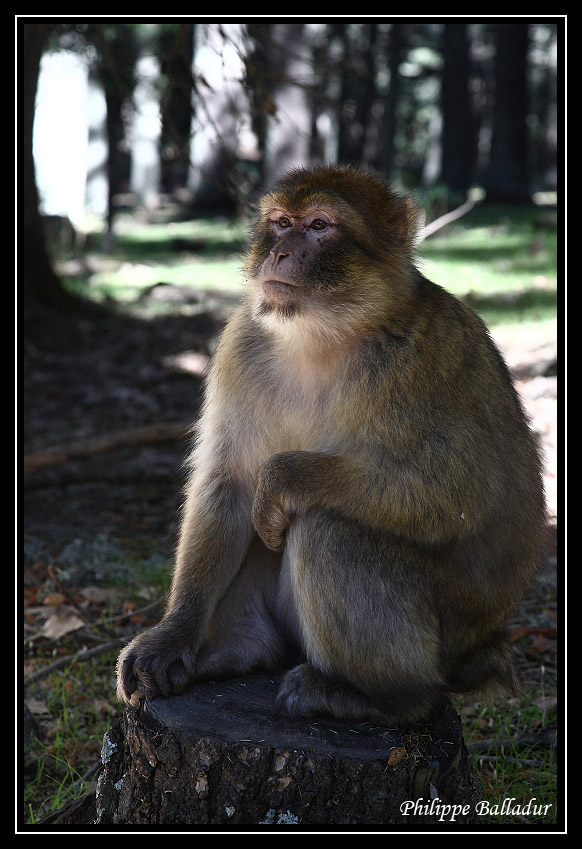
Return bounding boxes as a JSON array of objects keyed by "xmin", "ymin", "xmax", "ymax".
[{"xmin": 96, "ymin": 672, "xmax": 482, "ymax": 826}]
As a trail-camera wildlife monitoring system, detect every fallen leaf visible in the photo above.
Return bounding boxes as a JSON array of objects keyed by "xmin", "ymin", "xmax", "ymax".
[
  {"xmin": 387, "ymin": 746, "xmax": 406, "ymax": 766},
  {"xmin": 43, "ymin": 592, "xmax": 67, "ymax": 607},
  {"xmin": 25, "ymin": 697, "xmax": 50, "ymax": 716},
  {"xmin": 510, "ymin": 626, "xmax": 557, "ymax": 642},
  {"xmin": 78, "ymin": 586, "xmax": 113, "ymax": 604},
  {"xmin": 41, "ymin": 612, "xmax": 85, "ymax": 640},
  {"xmin": 24, "ymin": 587, "xmax": 39, "ymax": 606},
  {"xmin": 527, "ymin": 634, "xmax": 556, "ymax": 654}
]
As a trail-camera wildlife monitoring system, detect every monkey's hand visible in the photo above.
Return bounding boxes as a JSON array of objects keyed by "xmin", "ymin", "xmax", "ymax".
[
  {"xmin": 116, "ymin": 620, "xmax": 199, "ymax": 706},
  {"xmin": 251, "ymin": 453, "xmax": 298, "ymax": 552}
]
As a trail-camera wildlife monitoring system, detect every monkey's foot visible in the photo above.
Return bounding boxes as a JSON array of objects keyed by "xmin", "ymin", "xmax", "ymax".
[
  {"xmin": 116, "ymin": 625, "xmax": 198, "ymax": 706},
  {"xmin": 276, "ymin": 662, "xmax": 385, "ymax": 722}
]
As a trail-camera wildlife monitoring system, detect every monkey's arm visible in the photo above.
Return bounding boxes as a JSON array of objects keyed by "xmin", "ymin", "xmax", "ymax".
[
  {"xmin": 116, "ymin": 314, "xmax": 268, "ymax": 704},
  {"xmin": 251, "ymin": 448, "xmax": 483, "ymax": 552}
]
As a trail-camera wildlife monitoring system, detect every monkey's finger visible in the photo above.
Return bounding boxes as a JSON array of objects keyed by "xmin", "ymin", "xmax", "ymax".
[
  {"xmin": 151, "ymin": 663, "xmax": 172, "ymax": 697},
  {"xmin": 252, "ymin": 506, "xmax": 286, "ymax": 551},
  {"xmin": 119, "ymin": 653, "xmax": 140, "ymax": 701},
  {"xmin": 166, "ymin": 659, "xmax": 190, "ymax": 694},
  {"xmin": 132, "ymin": 659, "xmax": 165, "ymax": 700}
]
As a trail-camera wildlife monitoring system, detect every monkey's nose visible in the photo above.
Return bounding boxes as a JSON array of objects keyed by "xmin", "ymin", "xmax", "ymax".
[{"xmin": 270, "ymin": 250, "xmax": 291, "ymax": 267}]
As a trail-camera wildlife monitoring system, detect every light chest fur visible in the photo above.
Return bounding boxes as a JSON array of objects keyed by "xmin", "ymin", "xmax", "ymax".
[{"xmin": 195, "ymin": 316, "xmax": 365, "ymax": 488}]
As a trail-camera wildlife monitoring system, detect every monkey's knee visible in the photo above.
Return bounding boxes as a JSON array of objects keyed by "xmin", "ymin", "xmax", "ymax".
[
  {"xmin": 283, "ymin": 512, "xmax": 448, "ymax": 721},
  {"xmin": 446, "ymin": 632, "xmax": 521, "ymax": 700}
]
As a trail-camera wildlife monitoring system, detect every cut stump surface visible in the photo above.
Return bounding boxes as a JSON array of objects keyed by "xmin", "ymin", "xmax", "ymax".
[{"xmin": 96, "ymin": 672, "xmax": 482, "ymax": 826}]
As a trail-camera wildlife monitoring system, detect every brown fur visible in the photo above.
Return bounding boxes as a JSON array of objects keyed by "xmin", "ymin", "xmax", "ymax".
[{"xmin": 117, "ymin": 165, "xmax": 546, "ymax": 723}]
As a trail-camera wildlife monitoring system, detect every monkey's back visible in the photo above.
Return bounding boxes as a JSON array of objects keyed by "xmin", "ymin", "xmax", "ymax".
[{"xmin": 397, "ymin": 275, "xmax": 546, "ymax": 696}]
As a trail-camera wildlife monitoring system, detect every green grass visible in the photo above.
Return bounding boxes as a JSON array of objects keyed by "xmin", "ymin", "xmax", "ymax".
[
  {"xmin": 417, "ymin": 203, "xmax": 557, "ymax": 331},
  {"xmin": 62, "ymin": 213, "xmax": 247, "ymax": 306},
  {"xmin": 458, "ymin": 693, "xmax": 558, "ymax": 825},
  {"xmin": 61, "ymin": 203, "xmax": 557, "ymax": 337},
  {"xmin": 24, "ymin": 655, "xmax": 121, "ymax": 823}
]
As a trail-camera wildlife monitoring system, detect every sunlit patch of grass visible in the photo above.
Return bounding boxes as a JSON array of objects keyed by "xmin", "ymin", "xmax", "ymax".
[
  {"xmin": 83, "ymin": 256, "xmax": 245, "ymax": 304},
  {"xmin": 60, "ymin": 214, "xmax": 248, "ymax": 308},
  {"xmin": 65, "ymin": 204, "xmax": 557, "ymax": 334},
  {"xmin": 60, "ymin": 204, "xmax": 558, "ymax": 332},
  {"xmin": 417, "ymin": 204, "xmax": 557, "ymax": 331},
  {"xmin": 113, "ymin": 214, "xmax": 248, "ymax": 252}
]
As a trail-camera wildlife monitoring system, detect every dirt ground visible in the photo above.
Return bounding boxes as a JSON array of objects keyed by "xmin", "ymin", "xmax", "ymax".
[{"xmin": 22, "ymin": 298, "xmax": 558, "ymax": 695}]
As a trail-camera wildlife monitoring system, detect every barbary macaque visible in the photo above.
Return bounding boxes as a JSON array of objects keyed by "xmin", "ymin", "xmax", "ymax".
[{"xmin": 117, "ymin": 165, "xmax": 546, "ymax": 724}]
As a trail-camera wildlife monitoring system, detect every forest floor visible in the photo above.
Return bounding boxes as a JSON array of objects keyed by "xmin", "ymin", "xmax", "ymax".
[{"xmin": 22, "ymin": 289, "xmax": 559, "ymax": 824}]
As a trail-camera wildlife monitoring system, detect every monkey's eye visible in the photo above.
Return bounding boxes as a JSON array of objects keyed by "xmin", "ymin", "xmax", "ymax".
[
  {"xmin": 310, "ymin": 219, "xmax": 328, "ymax": 231},
  {"xmin": 277, "ymin": 216, "xmax": 292, "ymax": 229}
]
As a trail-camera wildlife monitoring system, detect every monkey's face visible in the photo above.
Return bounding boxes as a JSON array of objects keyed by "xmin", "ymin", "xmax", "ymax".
[
  {"xmin": 244, "ymin": 166, "xmax": 418, "ymax": 346},
  {"xmin": 248, "ymin": 205, "xmax": 344, "ymax": 322}
]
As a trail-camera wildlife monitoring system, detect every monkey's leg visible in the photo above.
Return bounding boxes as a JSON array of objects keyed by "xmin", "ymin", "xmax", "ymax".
[
  {"xmin": 277, "ymin": 509, "xmax": 447, "ymax": 724},
  {"xmin": 193, "ymin": 536, "xmax": 294, "ymax": 679},
  {"xmin": 118, "ymin": 538, "xmax": 291, "ymax": 705}
]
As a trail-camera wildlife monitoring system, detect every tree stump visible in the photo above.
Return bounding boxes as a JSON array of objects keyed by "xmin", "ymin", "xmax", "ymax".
[{"xmin": 95, "ymin": 672, "xmax": 482, "ymax": 826}]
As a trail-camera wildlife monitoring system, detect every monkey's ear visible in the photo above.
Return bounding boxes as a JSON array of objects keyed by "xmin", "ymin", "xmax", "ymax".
[{"xmin": 388, "ymin": 195, "xmax": 419, "ymax": 252}]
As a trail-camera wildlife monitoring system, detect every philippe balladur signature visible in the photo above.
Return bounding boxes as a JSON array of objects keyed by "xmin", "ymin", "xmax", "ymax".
[{"xmin": 401, "ymin": 797, "xmax": 553, "ymax": 822}]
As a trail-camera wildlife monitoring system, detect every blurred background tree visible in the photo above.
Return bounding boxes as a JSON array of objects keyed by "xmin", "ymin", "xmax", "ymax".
[{"xmin": 21, "ymin": 19, "xmax": 560, "ymax": 342}]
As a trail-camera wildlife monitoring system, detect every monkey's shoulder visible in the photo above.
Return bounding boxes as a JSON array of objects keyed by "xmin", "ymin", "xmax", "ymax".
[
  {"xmin": 346, "ymin": 276, "xmax": 518, "ymax": 418},
  {"xmin": 412, "ymin": 274, "xmax": 488, "ymax": 335},
  {"xmin": 359, "ymin": 279, "xmax": 492, "ymax": 362},
  {"xmin": 411, "ymin": 275, "xmax": 511, "ymax": 373}
]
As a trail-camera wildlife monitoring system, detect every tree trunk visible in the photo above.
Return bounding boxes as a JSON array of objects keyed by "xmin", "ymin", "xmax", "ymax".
[
  {"xmin": 441, "ymin": 23, "xmax": 475, "ymax": 197},
  {"xmin": 484, "ymin": 23, "xmax": 531, "ymax": 203},
  {"xmin": 22, "ymin": 26, "xmax": 77, "ymax": 327},
  {"xmin": 95, "ymin": 672, "xmax": 482, "ymax": 826},
  {"xmin": 542, "ymin": 27, "xmax": 557, "ymax": 192},
  {"xmin": 21, "ymin": 22, "xmax": 106, "ymax": 347},
  {"xmin": 262, "ymin": 23, "xmax": 313, "ymax": 189},
  {"xmin": 243, "ymin": 22, "xmax": 273, "ymax": 192},
  {"xmin": 376, "ymin": 23, "xmax": 405, "ymax": 181},
  {"xmin": 92, "ymin": 24, "xmax": 137, "ymax": 238},
  {"xmin": 159, "ymin": 23, "xmax": 195, "ymax": 195},
  {"xmin": 335, "ymin": 24, "xmax": 378, "ymax": 168},
  {"xmin": 187, "ymin": 23, "xmax": 245, "ymax": 214}
]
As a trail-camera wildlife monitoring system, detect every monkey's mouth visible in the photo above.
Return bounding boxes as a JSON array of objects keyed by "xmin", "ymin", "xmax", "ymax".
[{"xmin": 262, "ymin": 279, "xmax": 304, "ymax": 305}]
